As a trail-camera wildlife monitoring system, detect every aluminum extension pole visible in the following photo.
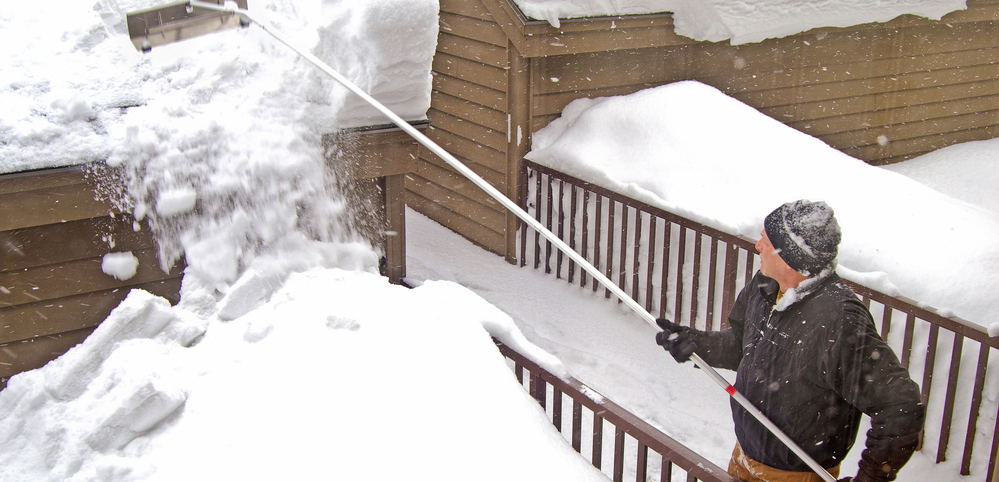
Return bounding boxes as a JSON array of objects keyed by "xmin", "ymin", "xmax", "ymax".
[{"xmin": 187, "ymin": 3, "xmax": 836, "ymax": 480}]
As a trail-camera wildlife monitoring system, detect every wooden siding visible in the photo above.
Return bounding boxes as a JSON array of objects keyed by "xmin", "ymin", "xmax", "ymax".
[
  {"xmin": 420, "ymin": 0, "xmax": 999, "ymax": 258},
  {"xmin": 412, "ymin": 0, "xmax": 513, "ymax": 254},
  {"xmin": 525, "ymin": 4, "xmax": 999, "ymax": 166},
  {"xmin": 0, "ymin": 166, "xmax": 183, "ymax": 388}
]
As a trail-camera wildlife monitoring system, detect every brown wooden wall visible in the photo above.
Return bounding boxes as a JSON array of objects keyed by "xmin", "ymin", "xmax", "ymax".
[
  {"xmin": 0, "ymin": 166, "xmax": 183, "ymax": 388},
  {"xmin": 412, "ymin": 0, "xmax": 518, "ymax": 258},
  {"xmin": 528, "ymin": 4, "xmax": 999, "ymax": 165},
  {"xmin": 416, "ymin": 0, "xmax": 999, "ymax": 259}
]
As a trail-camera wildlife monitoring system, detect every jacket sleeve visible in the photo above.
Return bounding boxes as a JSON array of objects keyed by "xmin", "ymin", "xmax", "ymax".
[
  {"xmin": 689, "ymin": 281, "xmax": 752, "ymax": 371},
  {"xmin": 825, "ymin": 303, "xmax": 926, "ymax": 481}
]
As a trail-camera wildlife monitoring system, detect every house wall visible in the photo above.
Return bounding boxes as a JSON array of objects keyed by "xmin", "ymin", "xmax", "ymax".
[
  {"xmin": 417, "ymin": 0, "xmax": 999, "ymax": 259},
  {"xmin": 411, "ymin": 0, "xmax": 516, "ymax": 257},
  {"xmin": 0, "ymin": 166, "xmax": 183, "ymax": 388},
  {"xmin": 0, "ymin": 129, "xmax": 418, "ymax": 388}
]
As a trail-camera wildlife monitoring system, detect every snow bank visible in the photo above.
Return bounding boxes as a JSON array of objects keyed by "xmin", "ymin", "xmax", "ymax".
[
  {"xmin": 883, "ymin": 137, "xmax": 999, "ymax": 215},
  {"xmin": 511, "ymin": 0, "xmax": 966, "ymax": 44},
  {"xmin": 0, "ymin": 270, "xmax": 605, "ymax": 482},
  {"xmin": 526, "ymin": 80, "xmax": 999, "ymax": 328},
  {"xmin": 0, "ymin": 0, "xmax": 436, "ymax": 174}
]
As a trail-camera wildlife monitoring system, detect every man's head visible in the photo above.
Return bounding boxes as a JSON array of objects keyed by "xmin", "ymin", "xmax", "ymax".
[{"xmin": 761, "ymin": 200, "xmax": 841, "ymax": 278}]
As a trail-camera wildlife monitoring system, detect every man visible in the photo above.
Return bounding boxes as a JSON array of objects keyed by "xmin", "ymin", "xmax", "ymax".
[{"xmin": 656, "ymin": 200, "xmax": 924, "ymax": 482}]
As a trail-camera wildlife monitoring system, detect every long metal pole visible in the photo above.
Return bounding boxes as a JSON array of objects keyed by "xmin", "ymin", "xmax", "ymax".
[{"xmin": 187, "ymin": 3, "xmax": 837, "ymax": 480}]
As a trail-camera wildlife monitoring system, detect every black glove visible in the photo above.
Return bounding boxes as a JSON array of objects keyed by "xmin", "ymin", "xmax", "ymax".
[
  {"xmin": 838, "ymin": 475, "xmax": 876, "ymax": 482},
  {"xmin": 839, "ymin": 474, "xmax": 876, "ymax": 482},
  {"xmin": 654, "ymin": 318, "xmax": 698, "ymax": 363}
]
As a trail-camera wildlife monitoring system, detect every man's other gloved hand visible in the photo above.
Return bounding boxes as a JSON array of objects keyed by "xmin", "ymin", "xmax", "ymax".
[{"xmin": 654, "ymin": 318, "xmax": 697, "ymax": 363}]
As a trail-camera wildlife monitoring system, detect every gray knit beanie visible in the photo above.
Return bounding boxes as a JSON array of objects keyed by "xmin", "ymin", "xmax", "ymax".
[{"xmin": 763, "ymin": 200, "xmax": 841, "ymax": 276}]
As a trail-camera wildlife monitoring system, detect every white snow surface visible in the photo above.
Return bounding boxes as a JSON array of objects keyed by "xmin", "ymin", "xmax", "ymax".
[
  {"xmin": 526, "ymin": 80, "xmax": 999, "ymax": 329},
  {"xmin": 0, "ymin": 0, "xmax": 436, "ymax": 175},
  {"xmin": 883, "ymin": 137, "xmax": 999, "ymax": 214},
  {"xmin": 511, "ymin": 0, "xmax": 967, "ymax": 44},
  {"xmin": 2, "ymin": 0, "xmax": 997, "ymax": 481},
  {"xmin": 0, "ymin": 273, "xmax": 604, "ymax": 482}
]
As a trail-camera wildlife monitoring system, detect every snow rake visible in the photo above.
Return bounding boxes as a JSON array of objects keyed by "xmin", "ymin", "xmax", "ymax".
[{"xmin": 124, "ymin": 3, "xmax": 838, "ymax": 481}]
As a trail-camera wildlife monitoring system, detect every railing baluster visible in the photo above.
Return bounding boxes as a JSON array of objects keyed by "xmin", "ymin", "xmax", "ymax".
[
  {"xmin": 533, "ymin": 170, "xmax": 542, "ymax": 270},
  {"xmin": 706, "ymin": 238, "xmax": 719, "ymax": 331},
  {"xmin": 937, "ymin": 332, "xmax": 964, "ymax": 463},
  {"xmin": 901, "ymin": 312, "xmax": 916, "ymax": 369},
  {"xmin": 620, "ymin": 204, "xmax": 630, "ymax": 298},
  {"xmin": 963, "ymin": 343, "xmax": 990, "ymax": 475},
  {"xmin": 555, "ymin": 179, "xmax": 565, "ymax": 279},
  {"xmin": 743, "ymin": 251, "xmax": 754, "ymax": 288},
  {"xmin": 633, "ymin": 210, "xmax": 642, "ymax": 303},
  {"xmin": 660, "ymin": 220, "xmax": 672, "ymax": 319},
  {"xmin": 593, "ymin": 413, "xmax": 604, "ymax": 469},
  {"xmin": 572, "ymin": 398, "xmax": 583, "ymax": 452},
  {"xmin": 594, "ymin": 195, "xmax": 603, "ymax": 293},
  {"xmin": 520, "ymin": 166, "xmax": 529, "ymax": 267},
  {"xmin": 614, "ymin": 427, "xmax": 626, "ymax": 482},
  {"xmin": 690, "ymin": 232, "xmax": 702, "ymax": 327},
  {"xmin": 545, "ymin": 174, "xmax": 554, "ymax": 274},
  {"xmin": 553, "ymin": 386, "xmax": 563, "ymax": 432},
  {"xmin": 636, "ymin": 441, "xmax": 648, "ymax": 482},
  {"xmin": 661, "ymin": 455, "xmax": 673, "ymax": 482},
  {"xmin": 880, "ymin": 306, "xmax": 893, "ymax": 342},
  {"xmin": 675, "ymin": 226, "xmax": 687, "ymax": 325},
  {"xmin": 581, "ymin": 190, "xmax": 590, "ymax": 288},
  {"xmin": 606, "ymin": 199, "xmax": 616, "ymax": 299},
  {"xmin": 989, "ymin": 403, "xmax": 999, "ymax": 482},
  {"xmin": 569, "ymin": 184, "xmax": 578, "ymax": 283},
  {"xmin": 721, "ymin": 243, "xmax": 738, "ymax": 330},
  {"xmin": 923, "ymin": 324, "xmax": 940, "ymax": 416},
  {"xmin": 646, "ymin": 216, "xmax": 657, "ymax": 312}
]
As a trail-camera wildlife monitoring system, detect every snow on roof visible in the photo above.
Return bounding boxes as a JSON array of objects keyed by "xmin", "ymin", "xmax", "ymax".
[
  {"xmin": 525, "ymin": 80, "xmax": 999, "ymax": 329},
  {"xmin": 0, "ymin": 0, "xmax": 437, "ymax": 175},
  {"xmin": 510, "ymin": 0, "xmax": 968, "ymax": 44}
]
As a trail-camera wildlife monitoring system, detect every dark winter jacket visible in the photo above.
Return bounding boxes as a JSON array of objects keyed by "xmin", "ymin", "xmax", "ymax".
[{"xmin": 692, "ymin": 271, "xmax": 925, "ymax": 481}]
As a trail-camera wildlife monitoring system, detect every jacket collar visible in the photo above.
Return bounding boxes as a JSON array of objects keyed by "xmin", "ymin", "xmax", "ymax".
[{"xmin": 758, "ymin": 265, "xmax": 838, "ymax": 311}]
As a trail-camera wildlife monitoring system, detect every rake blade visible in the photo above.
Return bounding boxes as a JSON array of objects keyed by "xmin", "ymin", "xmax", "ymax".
[{"xmin": 126, "ymin": 0, "xmax": 249, "ymax": 52}]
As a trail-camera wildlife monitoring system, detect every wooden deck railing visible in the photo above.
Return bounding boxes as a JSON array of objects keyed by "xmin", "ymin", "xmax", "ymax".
[
  {"xmin": 518, "ymin": 159, "xmax": 999, "ymax": 482},
  {"xmin": 496, "ymin": 340, "xmax": 738, "ymax": 482}
]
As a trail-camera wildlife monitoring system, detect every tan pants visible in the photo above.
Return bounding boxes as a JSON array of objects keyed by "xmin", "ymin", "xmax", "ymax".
[{"xmin": 728, "ymin": 443, "xmax": 840, "ymax": 482}]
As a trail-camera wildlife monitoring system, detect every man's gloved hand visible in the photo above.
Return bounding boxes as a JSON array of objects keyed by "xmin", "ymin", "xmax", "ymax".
[{"xmin": 654, "ymin": 318, "xmax": 697, "ymax": 363}]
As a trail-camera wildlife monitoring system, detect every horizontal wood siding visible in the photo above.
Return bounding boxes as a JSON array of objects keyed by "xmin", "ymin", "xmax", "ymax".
[
  {"xmin": 424, "ymin": 0, "xmax": 999, "ymax": 257},
  {"xmin": 1, "ymin": 167, "xmax": 183, "ymax": 387},
  {"xmin": 413, "ymin": 0, "xmax": 512, "ymax": 254},
  {"xmin": 528, "ymin": 7, "xmax": 999, "ymax": 164}
]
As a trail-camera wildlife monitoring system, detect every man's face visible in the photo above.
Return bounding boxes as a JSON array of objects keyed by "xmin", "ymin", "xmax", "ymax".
[{"xmin": 755, "ymin": 230, "xmax": 785, "ymax": 279}]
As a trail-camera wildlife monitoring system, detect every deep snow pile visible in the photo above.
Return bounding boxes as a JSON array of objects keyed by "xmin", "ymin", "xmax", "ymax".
[
  {"xmin": 0, "ymin": 268, "xmax": 606, "ymax": 481},
  {"xmin": 526, "ymin": 81, "xmax": 999, "ymax": 330},
  {"xmin": 511, "ymin": 0, "xmax": 966, "ymax": 44},
  {"xmin": 0, "ymin": 0, "xmax": 435, "ymax": 175},
  {"xmin": 883, "ymin": 137, "xmax": 999, "ymax": 215}
]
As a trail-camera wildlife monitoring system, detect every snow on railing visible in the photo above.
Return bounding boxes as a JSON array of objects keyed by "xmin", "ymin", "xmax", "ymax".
[{"xmin": 519, "ymin": 159, "xmax": 999, "ymax": 482}]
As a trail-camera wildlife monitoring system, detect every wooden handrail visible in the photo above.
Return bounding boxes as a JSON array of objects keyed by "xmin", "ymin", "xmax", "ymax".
[
  {"xmin": 519, "ymin": 158, "xmax": 999, "ymax": 481},
  {"xmin": 496, "ymin": 340, "xmax": 739, "ymax": 482}
]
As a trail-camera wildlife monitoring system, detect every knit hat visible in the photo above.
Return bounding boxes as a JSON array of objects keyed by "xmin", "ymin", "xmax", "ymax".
[{"xmin": 763, "ymin": 200, "xmax": 841, "ymax": 276}]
